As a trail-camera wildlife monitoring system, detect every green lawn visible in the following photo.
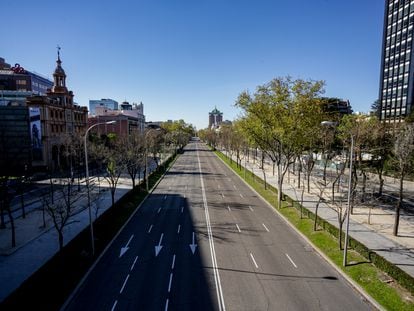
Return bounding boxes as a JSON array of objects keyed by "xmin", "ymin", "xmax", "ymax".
[{"xmin": 215, "ymin": 151, "xmax": 414, "ymax": 311}]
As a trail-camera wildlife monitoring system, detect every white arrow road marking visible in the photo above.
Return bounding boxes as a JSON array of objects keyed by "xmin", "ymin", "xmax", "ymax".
[
  {"xmin": 119, "ymin": 234, "xmax": 134, "ymax": 258},
  {"xmin": 250, "ymin": 253, "xmax": 259, "ymax": 269},
  {"xmin": 189, "ymin": 232, "xmax": 197, "ymax": 254},
  {"xmin": 155, "ymin": 233, "xmax": 164, "ymax": 256},
  {"xmin": 120, "ymin": 274, "xmax": 130, "ymax": 294},
  {"xmin": 262, "ymin": 224, "xmax": 270, "ymax": 232},
  {"xmin": 227, "ymin": 205, "xmax": 231, "ymax": 211},
  {"xmin": 286, "ymin": 253, "xmax": 298, "ymax": 268}
]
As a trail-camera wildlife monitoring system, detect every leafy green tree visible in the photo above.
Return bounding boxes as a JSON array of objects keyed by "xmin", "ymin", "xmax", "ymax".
[{"xmin": 236, "ymin": 77, "xmax": 325, "ymax": 208}]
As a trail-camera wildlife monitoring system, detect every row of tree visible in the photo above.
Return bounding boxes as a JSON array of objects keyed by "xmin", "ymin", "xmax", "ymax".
[
  {"xmin": 199, "ymin": 76, "xmax": 414, "ymax": 239},
  {"xmin": 0, "ymin": 119, "xmax": 195, "ymax": 251}
]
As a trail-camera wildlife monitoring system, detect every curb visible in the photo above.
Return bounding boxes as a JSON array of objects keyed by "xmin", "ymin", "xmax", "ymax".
[
  {"xmin": 214, "ymin": 151, "xmax": 384, "ymax": 311},
  {"xmin": 60, "ymin": 154, "xmax": 178, "ymax": 311}
]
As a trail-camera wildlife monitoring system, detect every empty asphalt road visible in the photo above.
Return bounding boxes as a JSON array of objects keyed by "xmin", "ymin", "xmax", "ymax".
[{"xmin": 63, "ymin": 142, "xmax": 373, "ymax": 311}]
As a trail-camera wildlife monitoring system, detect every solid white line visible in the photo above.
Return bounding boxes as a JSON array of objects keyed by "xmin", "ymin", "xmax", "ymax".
[
  {"xmin": 177, "ymin": 225, "xmax": 181, "ymax": 234},
  {"xmin": 249, "ymin": 206, "xmax": 254, "ymax": 212},
  {"xmin": 130, "ymin": 256, "xmax": 138, "ymax": 271},
  {"xmin": 250, "ymin": 253, "xmax": 259, "ymax": 269},
  {"xmin": 165, "ymin": 299, "xmax": 169, "ymax": 311},
  {"xmin": 227, "ymin": 206, "xmax": 231, "ymax": 211},
  {"xmin": 111, "ymin": 300, "xmax": 118, "ymax": 311},
  {"xmin": 197, "ymin": 144, "xmax": 226, "ymax": 311},
  {"xmin": 158, "ymin": 207, "xmax": 162, "ymax": 213},
  {"xmin": 286, "ymin": 253, "xmax": 298, "ymax": 268},
  {"xmin": 147, "ymin": 224, "xmax": 153, "ymax": 233},
  {"xmin": 120, "ymin": 274, "xmax": 130, "ymax": 294},
  {"xmin": 168, "ymin": 273, "xmax": 173, "ymax": 292},
  {"xmin": 236, "ymin": 224, "xmax": 241, "ymax": 233},
  {"xmin": 262, "ymin": 224, "xmax": 270, "ymax": 232},
  {"xmin": 171, "ymin": 254, "xmax": 176, "ymax": 270}
]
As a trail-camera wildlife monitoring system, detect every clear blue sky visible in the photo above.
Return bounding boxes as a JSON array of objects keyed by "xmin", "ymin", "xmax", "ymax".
[{"xmin": 2, "ymin": 0, "xmax": 384, "ymax": 130}]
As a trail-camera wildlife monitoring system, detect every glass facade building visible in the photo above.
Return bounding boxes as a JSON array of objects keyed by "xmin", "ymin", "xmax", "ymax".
[
  {"xmin": 89, "ymin": 98, "xmax": 118, "ymax": 115},
  {"xmin": 379, "ymin": 0, "xmax": 414, "ymax": 122}
]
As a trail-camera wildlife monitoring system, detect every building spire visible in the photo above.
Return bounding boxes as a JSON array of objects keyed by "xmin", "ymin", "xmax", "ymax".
[
  {"xmin": 52, "ymin": 45, "xmax": 67, "ymax": 92},
  {"xmin": 57, "ymin": 45, "xmax": 61, "ymax": 64}
]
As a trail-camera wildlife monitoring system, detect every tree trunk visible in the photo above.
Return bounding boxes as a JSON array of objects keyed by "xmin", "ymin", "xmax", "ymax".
[
  {"xmin": 0, "ymin": 202, "xmax": 5, "ymax": 229},
  {"xmin": 338, "ymin": 214, "xmax": 343, "ymax": 250},
  {"xmin": 111, "ymin": 187, "xmax": 116, "ymax": 206},
  {"xmin": 361, "ymin": 170, "xmax": 367, "ymax": 203},
  {"xmin": 58, "ymin": 230, "xmax": 64, "ymax": 251},
  {"xmin": 262, "ymin": 168, "xmax": 267, "ymax": 190},
  {"xmin": 313, "ymin": 200, "xmax": 321, "ymax": 231},
  {"xmin": 300, "ymin": 187, "xmax": 305, "ymax": 219},
  {"xmin": 378, "ymin": 170, "xmax": 384, "ymax": 196},
  {"xmin": 6, "ymin": 202, "xmax": 16, "ymax": 247},
  {"xmin": 393, "ymin": 175, "xmax": 404, "ymax": 236}
]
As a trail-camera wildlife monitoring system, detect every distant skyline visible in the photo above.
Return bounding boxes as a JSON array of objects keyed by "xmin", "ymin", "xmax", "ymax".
[{"xmin": 2, "ymin": 0, "xmax": 384, "ymax": 129}]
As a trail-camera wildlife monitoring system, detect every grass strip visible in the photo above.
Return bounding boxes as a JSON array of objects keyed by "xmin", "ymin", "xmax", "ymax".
[
  {"xmin": 215, "ymin": 151, "xmax": 414, "ymax": 311},
  {"xmin": 0, "ymin": 154, "xmax": 177, "ymax": 311}
]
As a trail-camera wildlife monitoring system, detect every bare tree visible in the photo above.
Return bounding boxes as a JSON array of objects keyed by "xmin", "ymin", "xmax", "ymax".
[
  {"xmin": 44, "ymin": 178, "xmax": 81, "ymax": 250},
  {"xmin": 119, "ymin": 133, "xmax": 145, "ymax": 188},
  {"xmin": 393, "ymin": 123, "xmax": 414, "ymax": 236}
]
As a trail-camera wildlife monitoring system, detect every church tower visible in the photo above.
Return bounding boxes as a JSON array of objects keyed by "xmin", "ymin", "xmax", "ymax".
[{"xmin": 47, "ymin": 47, "xmax": 74, "ymax": 106}]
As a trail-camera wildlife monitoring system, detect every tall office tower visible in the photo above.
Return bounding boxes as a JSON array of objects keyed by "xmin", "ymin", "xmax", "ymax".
[{"xmin": 379, "ymin": 0, "xmax": 414, "ymax": 123}]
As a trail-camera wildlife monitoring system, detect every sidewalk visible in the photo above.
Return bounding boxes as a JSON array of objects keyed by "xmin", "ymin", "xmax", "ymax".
[
  {"xmin": 224, "ymin": 150, "xmax": 414, "ymax": 279},
  {"xmin": 0, "ymin": 156, "xmax": 169, "ymax": 302}
]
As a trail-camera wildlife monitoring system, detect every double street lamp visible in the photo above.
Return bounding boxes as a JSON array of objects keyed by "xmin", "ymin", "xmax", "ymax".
[
  {"xmin": 321, "ymin": 121, "xmax": 354, "ymax": 267},
  {"xmin": 84, "ymin": 120, "xmax": 116, "ymax": 256}
]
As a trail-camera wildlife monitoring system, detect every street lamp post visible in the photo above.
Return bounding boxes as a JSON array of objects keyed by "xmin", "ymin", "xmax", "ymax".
[
  {"xmin": 321, "ymin": 121, "xmax": 354, "ymax": 266},
  {"xmin": 84, "ymin": 120, "xmax": 116, "ymax": 256}
]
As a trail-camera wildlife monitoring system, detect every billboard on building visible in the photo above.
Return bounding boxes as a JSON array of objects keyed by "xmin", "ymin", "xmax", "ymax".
[{"xmin": 29, "ymin": 107, "xmax": 42, "ymax": 160}]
